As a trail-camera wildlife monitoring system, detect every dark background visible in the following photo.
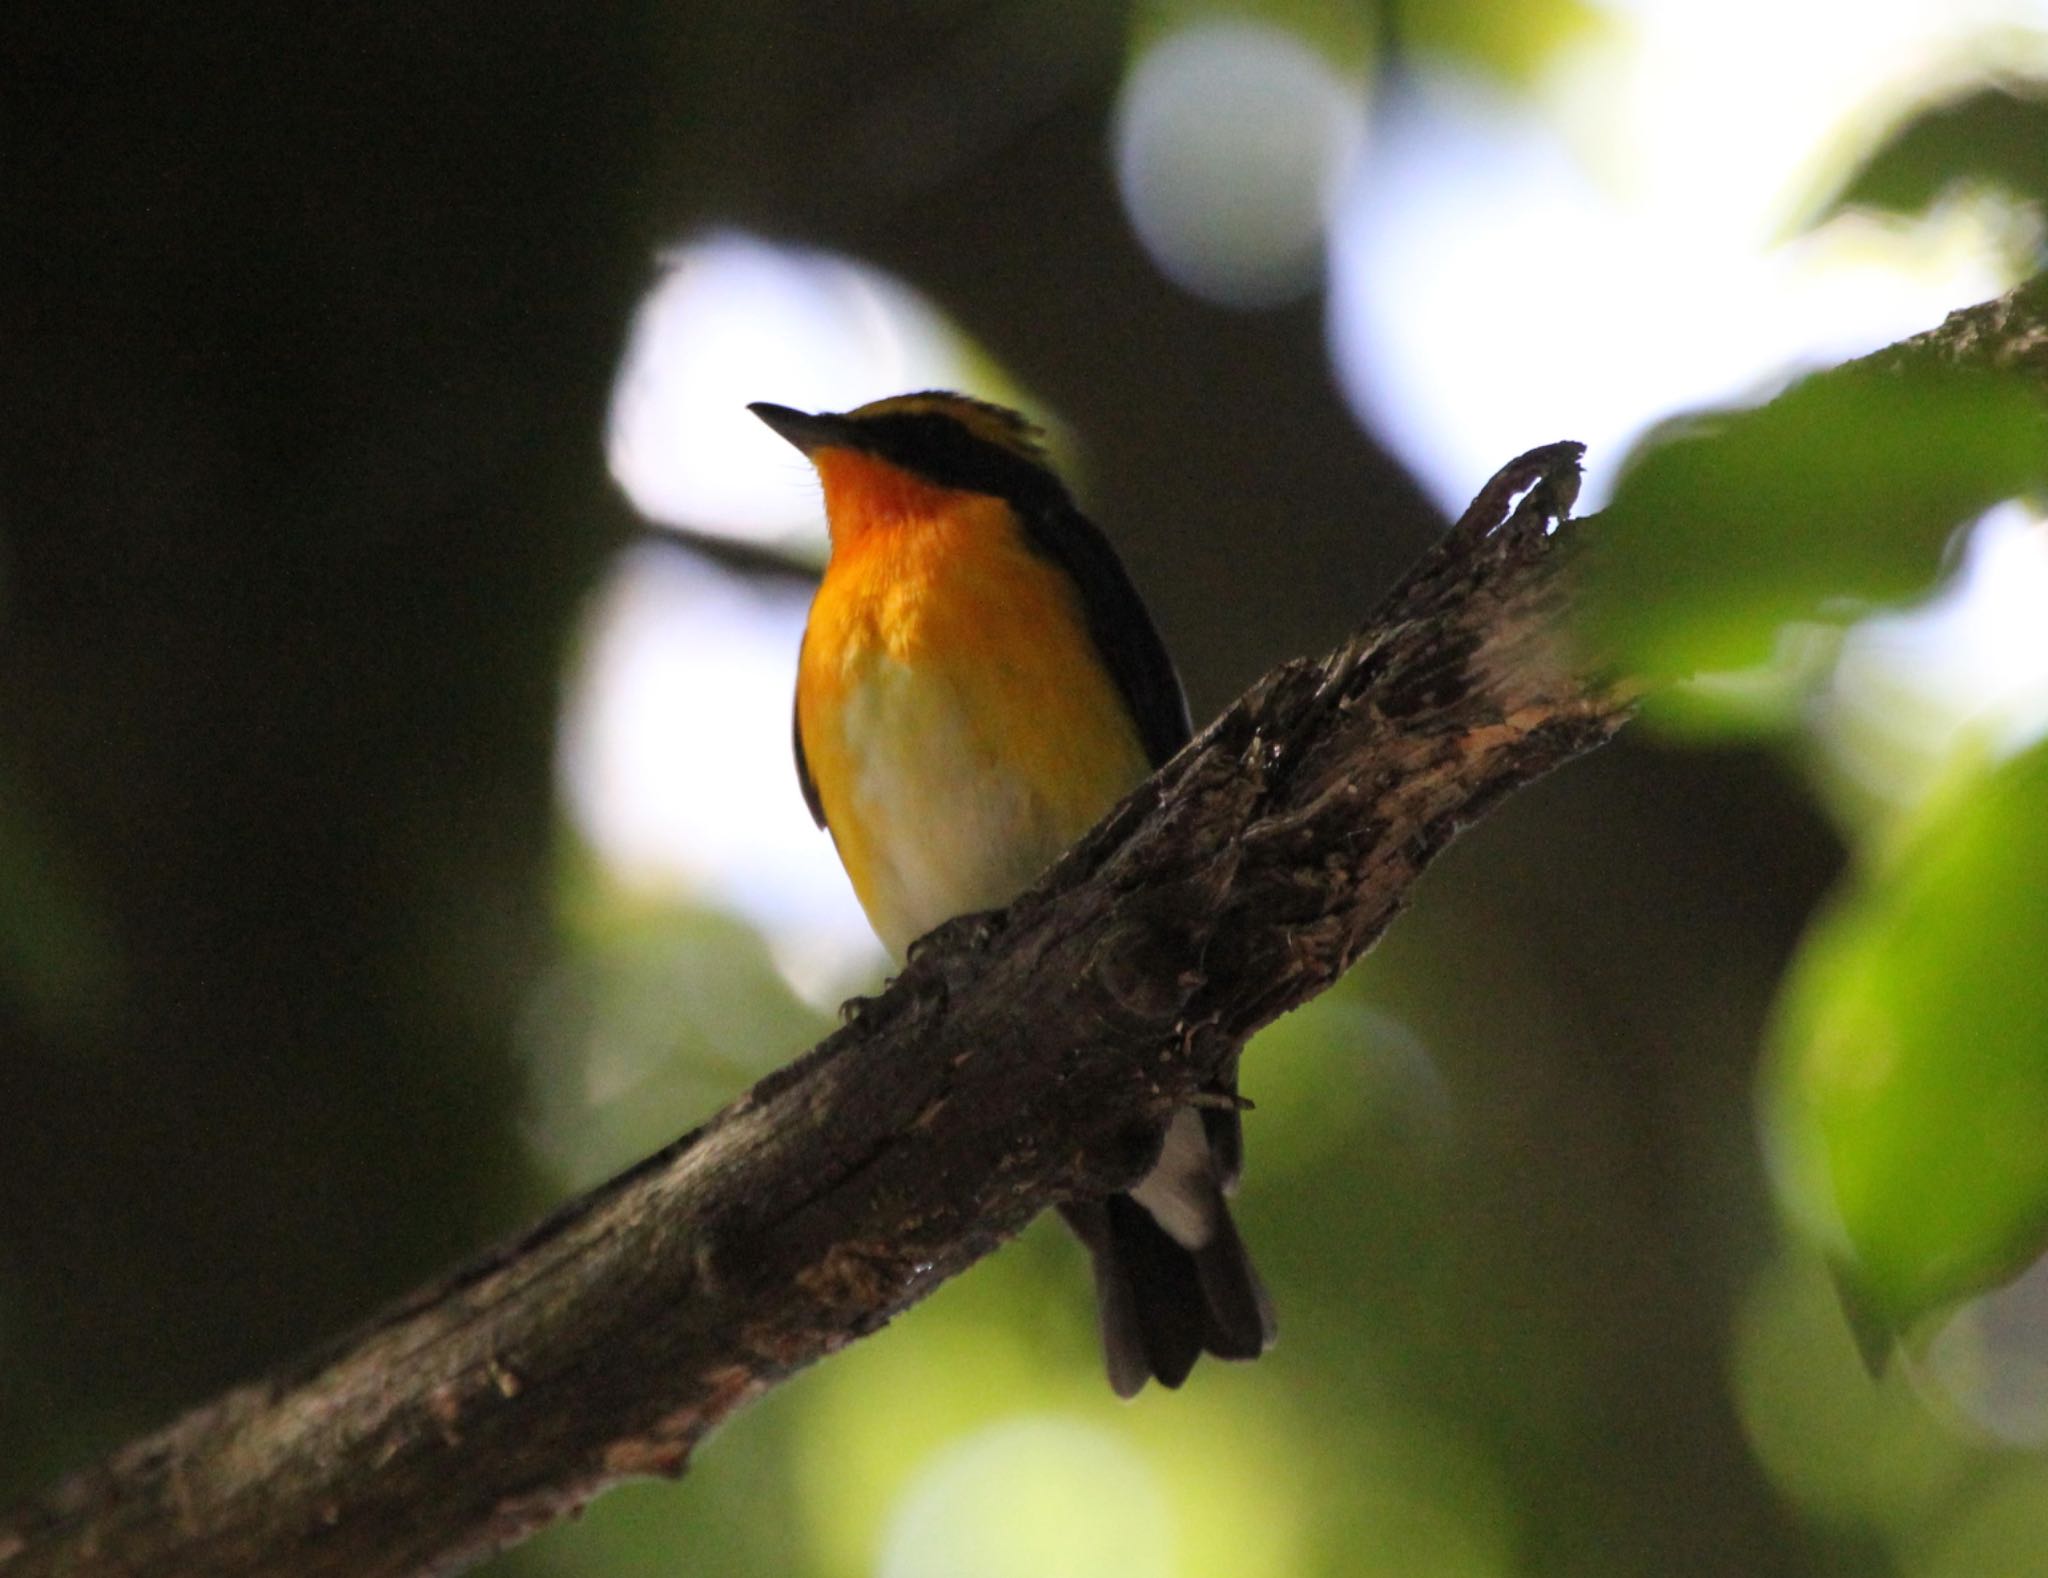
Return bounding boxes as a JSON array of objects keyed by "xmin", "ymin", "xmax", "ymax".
[{"xmin": 8, "ymin": 5, "xmax": 2022, "ymax": 1576}]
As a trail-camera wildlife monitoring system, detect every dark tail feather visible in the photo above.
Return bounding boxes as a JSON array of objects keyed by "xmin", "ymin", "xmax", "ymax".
[
  {"xmin": 1060, "ymin": 1187, "xmax": 1276, "ymax": 1397},
  {"xmin": 1105, "ymin": 1193, "xmax": 1210, "ymax": 1389},
  {"xmin": 1191, "ymin": 1201, "xmax": 1274, "ymax": 1360}
]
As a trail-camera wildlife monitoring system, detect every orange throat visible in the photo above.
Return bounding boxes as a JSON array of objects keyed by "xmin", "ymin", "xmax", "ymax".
[{"xmin": 812, "ymin": 447, "xmax": 968, "ymax": 550}]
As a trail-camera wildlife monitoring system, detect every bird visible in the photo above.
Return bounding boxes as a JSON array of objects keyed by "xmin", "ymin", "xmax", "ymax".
[{"xmin": 750, "ymin": 389, "xmax": 1275, "ymax": 1395}]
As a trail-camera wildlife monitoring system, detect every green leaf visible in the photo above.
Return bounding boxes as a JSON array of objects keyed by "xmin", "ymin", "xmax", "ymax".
[
  {"xmin": 1387, "ymin": 0, "xmax": 1610, "ymax": 84},
  {"xmin": 1765, "ymin": 738, "xmax": 2048, "ymax": 1332},
  {"xmin": 1825, "ymin": 83, "xmax": 2048, "ymax": 222},
  {"xmin": 1580, "ymin": 363, "xmax": 2047, "ymax": 696}
]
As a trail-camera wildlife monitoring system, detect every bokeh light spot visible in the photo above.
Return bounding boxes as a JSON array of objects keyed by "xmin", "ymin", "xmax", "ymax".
[
  {"xmin": 878, "ymin": 1416, "xmax": 1173, "ymax": 1578},
  {"xmin": 1915, "ymin": 1249, "xmax": 2048, "ymax": 1448},
  {"xmin": 1114, "ymin": 19, "xmax": 1367, "ymax": 308},
  {"xmin": 1327, "ymin": 71, "xmax": 2013, "ymax": 515},
  {"xmin": 555, "ymin": 545, "xmax": 881, "ymax": 999},
  {"xmin": 606, "ymin": 232, "xmax": 982, "ymax": 544},
  {"xmin": 1814, "ymin": 503, "xmax": 2048, "ymax": 823}
]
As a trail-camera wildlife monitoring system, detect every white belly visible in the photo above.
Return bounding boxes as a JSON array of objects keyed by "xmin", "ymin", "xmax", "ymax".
[{"xmin": 836, "ymin": 655, "xmax": 1077, "ymax": 957}]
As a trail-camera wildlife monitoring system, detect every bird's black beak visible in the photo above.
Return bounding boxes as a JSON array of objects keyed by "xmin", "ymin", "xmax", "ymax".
[{"xmin": 748, "ymin": 402, "xmax": 852, "ymax": 455}]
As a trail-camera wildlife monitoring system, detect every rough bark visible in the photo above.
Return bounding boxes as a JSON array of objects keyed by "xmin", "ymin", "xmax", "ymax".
[
  {"xmin": 0, "ymin": 439, "xmax": 1619, "ymax": 1578},
  {"xmin": 1857, "ymin": 270, "xmax": 2048, "ymax": 382}
]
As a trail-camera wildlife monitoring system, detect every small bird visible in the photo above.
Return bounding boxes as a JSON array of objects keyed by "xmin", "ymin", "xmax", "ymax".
[{"xmin": 751, "ymin": 390, "xmax": 1275, "ymax": 1395}]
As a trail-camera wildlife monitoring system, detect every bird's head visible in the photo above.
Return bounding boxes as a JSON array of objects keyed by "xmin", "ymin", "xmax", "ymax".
[{"xmin": 749, "ymin": 391, "xmax": 1066, "ymax": 538}]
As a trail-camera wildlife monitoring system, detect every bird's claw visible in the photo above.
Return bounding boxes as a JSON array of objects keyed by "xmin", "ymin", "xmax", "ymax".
[{"xmin": 905, "ymin": 908, "xmax": 999, "ymax": 965}]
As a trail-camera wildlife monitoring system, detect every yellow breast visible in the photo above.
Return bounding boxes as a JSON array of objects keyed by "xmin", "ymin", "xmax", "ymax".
[{"xmin": 797, "ymin": 491, "xmax": 1151, "ymax": 958}]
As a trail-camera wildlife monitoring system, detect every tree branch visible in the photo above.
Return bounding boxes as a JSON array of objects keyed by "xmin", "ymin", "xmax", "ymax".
[
  {"xmin": 2, "ymin": 440, "xmax": 1622, "ymax": 1577},
  {"xmin": 17, "ymin": 269, "xmax": 2042, "ymax": 1577}
]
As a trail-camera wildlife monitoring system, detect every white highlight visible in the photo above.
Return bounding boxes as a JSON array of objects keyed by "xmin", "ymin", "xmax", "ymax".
[
  {"xmin": 1916, "ymin": 1248, "xmax": 2048, "ymax": 1447},
  {"xmin": 556, "ymin": 546, "xmax": 882, "ymax": 997},
  {"xmin": 1818, "ymin": 505, "xmax": 2048, "ymax": 811},
  {"xmin": 1114, "ymin": 20, "xmax": 1367, "ymax": 308},
  {"xmin": 1325, "ymin": 73, "xmax": 2010, "ymax": 515},
  {"xmin": 606, "ymin": 233, "xmax": 978, "ymax": 543}
]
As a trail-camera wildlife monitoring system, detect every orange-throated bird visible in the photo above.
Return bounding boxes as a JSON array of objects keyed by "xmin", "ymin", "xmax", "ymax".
[{"xmin": 751, "ymin": 390, "xmax": 1275, "ymax": 1395}]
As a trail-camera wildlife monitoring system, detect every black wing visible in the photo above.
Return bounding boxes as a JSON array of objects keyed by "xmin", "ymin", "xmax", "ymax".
[
  {"xmin": 1022, "ymin": 503, "xmax": 1249, "ymax": 1202},
  {"xmin": 1019, "ymin": 500, "xmax": 1190, "ymax": 770},
  {"xmin": 792, "ymin": 637, "xmax": 826, "ymax": 829}
]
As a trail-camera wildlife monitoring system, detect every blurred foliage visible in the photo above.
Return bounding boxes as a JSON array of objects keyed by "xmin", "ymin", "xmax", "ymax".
[
  {"xmin": 1131, "ymin": 0, "xmax": 1609, "ymax": 83},
  {"xmin": 1827, "ymin": 82, "xmax": 2048, "ymax": 244},
  {"xmin": 1767, "ymin": 740, "xmax": 2048, "ymax": 1334},
  {"xmin": 1131, "ymin": 0, "xmax": 1375, "ymax": 71},
  {"xmin": 1387, "ymin": 0, "xmax": 1608, "ymax": 82},
  {"xmin": 1733, "ymin": 1248, "xmax": 1979, "ymax": 1532},
  {"xmin": 522, "ymin": 897, "xmax": 828, "ymax": 1191},
  {"xmin": 1575, "ymin": 225, "xmax": 2048, "ymax": 1367},
  {"xmin": 1581, "ymin": 364, "xmax": 2047, "ymax": 691},
  {"xmin": 1577, "ymin": 155, "xmax": 2048, "ymax": 1366}
]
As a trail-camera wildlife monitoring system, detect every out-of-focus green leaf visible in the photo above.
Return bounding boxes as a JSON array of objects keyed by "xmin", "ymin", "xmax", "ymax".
[
  {"xmin": 1919, "ymin": 1464, "xmax": 2048, "ymax": 1578},
  {"xmin": 1824, "ymin": 83, "xmax": 2048, "ymax": 223},
  {"xmin": 1580, "ymin": 364, "xmax": 2047, "ymax": 700},
  {"xmin": 521, "ymin": 904, "xmax": 829, "ymax": 1190},
  {"xmin": 1765, "ymin": 737, "xmax": 2048, "ymax": 1333},
  {"xmin": 1390, "ymin": 0, "xmax": 1608, "ymax": 83},
  {"xmin": 1732, "ymin": 1250, "xmax": 1974, "ymax": 1528},
  {"xmin": 1632, "ymin": 623, "xmax": 1845, "ymax": 742},
  {"xmin": 1130, "ymin": 0, "xmax": 1374, "ymax": 71}
]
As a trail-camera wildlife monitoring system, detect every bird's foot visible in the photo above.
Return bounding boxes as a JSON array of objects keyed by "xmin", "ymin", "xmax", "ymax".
[{"xmin": 905, "ymin": 908, "xmax": 1000, "ymax": 966}]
